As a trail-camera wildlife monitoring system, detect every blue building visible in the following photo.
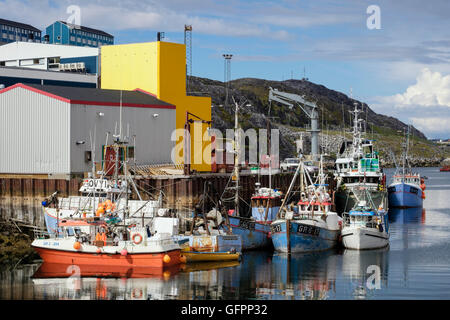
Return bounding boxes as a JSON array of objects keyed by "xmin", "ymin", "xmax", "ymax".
[
  {"xmin": 0, "ymin": 18, "xmax": 42, "ymax": 45},
  {"xmin": 45, "ymin": 21, "xmax": 114, "ymax": 48}
]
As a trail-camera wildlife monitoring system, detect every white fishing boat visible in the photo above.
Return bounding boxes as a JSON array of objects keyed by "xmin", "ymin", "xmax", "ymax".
[{"xmin": 341, "ymin": 188, "xmax": 389, "ymax": 250}]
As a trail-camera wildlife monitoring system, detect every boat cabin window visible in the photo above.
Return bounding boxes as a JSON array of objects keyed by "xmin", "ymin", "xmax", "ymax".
[{"xmin": 66, "ymin": 227, "xmax": 74, "ymax": 236}]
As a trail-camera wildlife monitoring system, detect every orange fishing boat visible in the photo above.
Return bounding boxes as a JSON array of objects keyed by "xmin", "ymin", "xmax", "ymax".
[{"xmin": 32, "ymin": 222, "xmax": 184, "ymax": 269}]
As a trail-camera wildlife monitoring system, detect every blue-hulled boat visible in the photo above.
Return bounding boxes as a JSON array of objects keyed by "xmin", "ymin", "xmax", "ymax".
[
  {"xmin": 271, "ymin": 157, "xmax": 343, "ymax": 254},
  {"xmin": 228, "ymin": 187, "xmax": 282, "ymax": 250},
  {"xmin": 388, "ymin": 177, "xmax": 424, "ymax": 208},
  {"xmin": 387, "ymin": 126, "xmax": 426, "ymax": 208}
]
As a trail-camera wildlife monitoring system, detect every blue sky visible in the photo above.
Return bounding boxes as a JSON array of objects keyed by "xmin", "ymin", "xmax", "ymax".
[{"xmin": 2, "ymin": 0, "xmax": 450, "ymax": 138}]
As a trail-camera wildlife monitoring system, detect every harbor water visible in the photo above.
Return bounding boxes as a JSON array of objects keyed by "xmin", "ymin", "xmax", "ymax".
[{"xmin": 1, "ymin": 167, "xmax": 450, "ymax": 300}]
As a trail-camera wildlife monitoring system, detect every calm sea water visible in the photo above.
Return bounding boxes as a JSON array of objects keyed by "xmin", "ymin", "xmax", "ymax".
[{"xmin": 1, "ymin": 167, "xmax": 450, "ymax": 300}]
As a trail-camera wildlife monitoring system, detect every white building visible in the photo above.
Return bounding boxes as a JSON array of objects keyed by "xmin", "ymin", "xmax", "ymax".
[
  {"xmin": 0, "ymin": 66, "xmax": 98, "ymax": 89},
  {"xmin": 0, "ymin": 83, "xmax": 176, "ymax": 177},
  {"xmin": 0, "ymin": 41, "xmax": 99, "ymax": 73}
]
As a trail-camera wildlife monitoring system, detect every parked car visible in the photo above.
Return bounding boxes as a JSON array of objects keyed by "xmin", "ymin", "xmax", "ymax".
[{"xmin": 280, "ymin": 158, "xmax": 318, "ymax": 173}]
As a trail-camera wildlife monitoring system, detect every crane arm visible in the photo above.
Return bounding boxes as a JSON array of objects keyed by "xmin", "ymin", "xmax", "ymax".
[{"xmin": 268, "ymin": 87, "xmax": 317, "ymax": 119}]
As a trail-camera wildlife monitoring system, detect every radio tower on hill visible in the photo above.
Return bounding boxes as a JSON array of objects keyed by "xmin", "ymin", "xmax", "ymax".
[{"xmin": 223, "ymin": 54, "xmax": 233, "ymax": 107}]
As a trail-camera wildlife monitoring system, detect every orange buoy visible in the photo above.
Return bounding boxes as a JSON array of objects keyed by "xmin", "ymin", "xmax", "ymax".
[
  {"xmin": 163, "ymin": 254, "xmax": 171, "ymax": 264},
  {"xmin": 180, "ymin": 256, "xmax": 187, "ymax": 264},
  {"xmin": 163, "ymin": 271, "xmax": 171, "ymax": 279},
  {"xmin": 73, "ymin": 242, "xmax": 81, "ymax": 250},
  {"xmin": 96, "ymin": 207, "xmax": 104, "ymax": 217}
]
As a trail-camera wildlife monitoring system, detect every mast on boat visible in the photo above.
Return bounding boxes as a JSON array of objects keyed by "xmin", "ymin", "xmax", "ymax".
[{"xmin": 233, "ymin": 98, "xmax": 240, "ymax": 217}]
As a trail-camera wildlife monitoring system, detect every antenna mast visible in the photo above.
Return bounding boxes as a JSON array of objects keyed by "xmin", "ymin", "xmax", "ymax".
[
  {"xmin": 223, "ymin": 54, "xmax": 233, "ymax": 107},
  {"xmin": 184, "ymin": 25, "xmax": 192, "ymax": 92}
]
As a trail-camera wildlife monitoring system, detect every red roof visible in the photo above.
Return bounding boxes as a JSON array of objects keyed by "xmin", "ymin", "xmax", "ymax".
[{"xmin": 0, "ymin": 83, "xmax": 175, "ymax": 109}]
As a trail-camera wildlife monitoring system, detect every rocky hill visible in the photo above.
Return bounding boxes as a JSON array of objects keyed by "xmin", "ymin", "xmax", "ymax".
[{"xmin": 188, "ymin": 76, "xmax": 448, "ymax": 163}]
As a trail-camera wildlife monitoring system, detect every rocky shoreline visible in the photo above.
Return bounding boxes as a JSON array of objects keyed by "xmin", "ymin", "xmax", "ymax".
[{"xmin": 0, "ymin": 222, "xmax": 39, "ymax": 266}]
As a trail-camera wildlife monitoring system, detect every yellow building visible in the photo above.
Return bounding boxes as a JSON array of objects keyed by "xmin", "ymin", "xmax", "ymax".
[{"xmin": 101, "ymin": 41, "xmax": 212, "ymax": 172}]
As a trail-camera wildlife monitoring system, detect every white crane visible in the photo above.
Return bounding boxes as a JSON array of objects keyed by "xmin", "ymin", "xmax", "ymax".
[{"xmin": 268, "ymin": 87, "xmax": 320, "ymax": 160}]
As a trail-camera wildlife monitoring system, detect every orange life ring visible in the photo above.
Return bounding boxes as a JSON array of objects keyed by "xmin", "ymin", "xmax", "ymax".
[
  {"xmin": 132, "ymin": 289, "xmax": 143, "ymax": 299},
  {"xmin": 132, "ymin": 233, "xmax": 143, "ymax": 245}
]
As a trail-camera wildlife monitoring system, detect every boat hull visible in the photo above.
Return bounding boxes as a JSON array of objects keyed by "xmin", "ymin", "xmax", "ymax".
[
  {"xmin": 177, "ymin": 234, "xmax": 242, "ymax": 253},
  {"xmin": 388, "ymin": 182, "xmax": 423, "ymax": 208},
  {"xmin": 270, "ymin": 220, "xmax": 340, "ymax": 253},
  {"xmin": 181, "ymin": 251, "xmax": 241, "ymax": 262},
  {"xmin": 33, "ymin": 246, "xmax": 181, "ymax": 268},
  {"xmin": 341, "ymin": 227, "xmax": 389, "ymax": 250},
  {"xmin": 228, "ymin": 216, "xmax": 272, "ymax": 250}
]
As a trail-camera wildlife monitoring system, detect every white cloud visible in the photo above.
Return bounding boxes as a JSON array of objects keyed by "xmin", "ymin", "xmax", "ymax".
[
  {"xmin": 410, "ymin": 117, "xmax": 450, "ymax": 135},
  {"xmin": 370, "ymin": 68, "xmax": 450, "ymax": 138},
  {"xmin": 387, "ymin": 68, "xmax": 450, "ymax": 107},
  {"xmin": 0, "ymin": 0, "xmax": 293, "ymax": 40}
]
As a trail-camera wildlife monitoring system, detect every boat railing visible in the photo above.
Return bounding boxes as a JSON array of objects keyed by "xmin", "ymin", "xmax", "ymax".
[
  {"xmin": 58, "ymin": 196, "xmax": 100, "ymax": 211},
  {"xmin": 33, "ymin": 229, "xmax": 51, "ymax": 240}
]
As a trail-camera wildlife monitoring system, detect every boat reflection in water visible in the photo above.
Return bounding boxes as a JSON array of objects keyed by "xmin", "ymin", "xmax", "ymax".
[
  {"xmin": 341, "ymin": 247, "xmax": 389, "ymax": 299},
  {"xmin": 31, "ymin": 260, "xmax": 242, "ymax": 300},
  {"xmin": 388, "ymin": 207, "xmax": 426, "ymax": 224},
  {"xmin": 32, "ymin": 262, "xmax": 182, "ymax": 300},
  {"xmin": 253, "ymin": 251, "xmax": 338, "ymax": 300}
]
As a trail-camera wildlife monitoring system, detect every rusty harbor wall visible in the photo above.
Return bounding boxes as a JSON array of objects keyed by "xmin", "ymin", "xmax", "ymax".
[{"xmin": 0, "ymin": 173, "xmax": 303, "ymax": 228}]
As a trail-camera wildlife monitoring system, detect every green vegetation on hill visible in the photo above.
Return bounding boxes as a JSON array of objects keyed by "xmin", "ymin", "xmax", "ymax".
[{"xmin": 188, "ymin": 76, "xmax": 449, "ymax": 163}]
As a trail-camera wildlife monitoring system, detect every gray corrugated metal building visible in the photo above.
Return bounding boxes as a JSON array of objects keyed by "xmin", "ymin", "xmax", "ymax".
[{"xmin": 0, "ymin": 83, "xmax": 176, "ymax": 176}]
